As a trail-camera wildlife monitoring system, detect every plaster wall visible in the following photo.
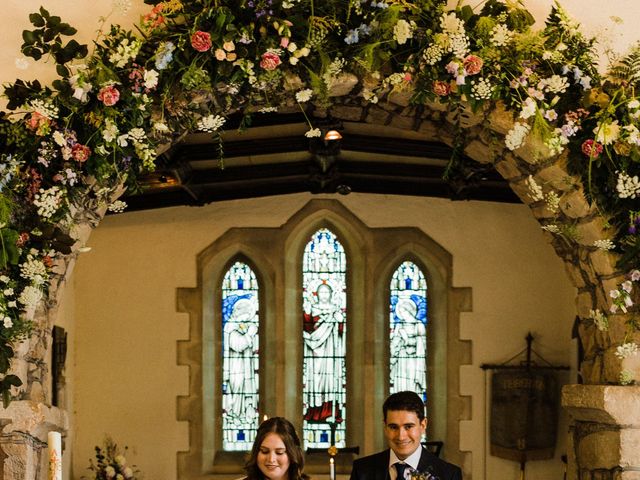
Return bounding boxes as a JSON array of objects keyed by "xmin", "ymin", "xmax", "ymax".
[{"xmin": 68, "ymin": 192, "xmax": 576, "ymax": 480}]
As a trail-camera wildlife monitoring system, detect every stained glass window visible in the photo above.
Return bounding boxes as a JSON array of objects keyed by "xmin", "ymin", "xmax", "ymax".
[
  {"xmin": 389, "ymin": 261, "xmax": 427, "ymax": 403},
  {"xmin": 302, "ymin": 228, "xmax": 347, "ymax": 449},
  {"xmin": 221, "ymin": 261, "xmax": 260, "ymax": 451}
]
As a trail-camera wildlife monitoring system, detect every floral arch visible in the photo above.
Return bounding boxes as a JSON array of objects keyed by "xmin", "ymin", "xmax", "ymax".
[{"xmin": 0, "ymin": 0, "xmax": 639, "ymax": 476}]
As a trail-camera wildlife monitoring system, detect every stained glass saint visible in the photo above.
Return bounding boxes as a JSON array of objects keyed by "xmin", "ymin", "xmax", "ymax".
[
  {"xmin": 389, "ymin": 261, "xmax": 427, "ymax": 402},
  {"xmin": 222, "ymin": 261, "xmax": 259, "ymax": 451},
  {"xmin": 302, "ymin": 228, "xmax": 347, "ymax": 448}
]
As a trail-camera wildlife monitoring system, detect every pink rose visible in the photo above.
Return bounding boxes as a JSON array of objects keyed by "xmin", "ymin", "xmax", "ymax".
[
  {"xmin": 191, "ymin": 31, "xmax": 212, "ymax": 52},
  {"xmin": 97, "ymin": 85, "xmax": 120, "ymax": 106},
  {"xmin": 581, "ymin": 139, "xmax": 603, "ymax": 158},
  {"xmin": 260, "ymin": 51, "xmax": 281, "ymax": 70},
  {"xmin": 71, "ymin": 143, "xmax": 91, "ymax": 163},
  {"xmin": 432, "ymin": 80, "xmax": 451, "ymax": 97},
  {"xmin": 463, "ymin": 55, "xmax": 483, "ymax": 75},
  {"xmin": 25, "ymin": 112, "xmax": 51, "ymax": 135}
]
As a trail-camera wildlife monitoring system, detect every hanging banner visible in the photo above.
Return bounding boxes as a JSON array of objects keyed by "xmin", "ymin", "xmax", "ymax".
[{"xmin": 490, "ymin": 369, "xmax": 559, "ymax": 462}]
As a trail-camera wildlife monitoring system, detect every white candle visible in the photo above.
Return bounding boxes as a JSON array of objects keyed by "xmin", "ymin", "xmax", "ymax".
[
  {"xmin": 48, "ymin": 431, "xmax": 62, "ymax": 480},
  {"xmin": 330, "ymin": 457, "xmax": 335, "ymax": 480}
]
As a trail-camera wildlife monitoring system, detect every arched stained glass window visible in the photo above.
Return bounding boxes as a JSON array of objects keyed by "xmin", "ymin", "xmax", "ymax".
[
  {"xmin": 389, "ymin": 261, "xmax": 428, "ymax": 403},
  {"xmin": 302, "ymin": 228, "xmax": 347, "ymax": 449},
  {"xmin": 221, "ymin": 261, "xmax": 260, "ymax": 451}
]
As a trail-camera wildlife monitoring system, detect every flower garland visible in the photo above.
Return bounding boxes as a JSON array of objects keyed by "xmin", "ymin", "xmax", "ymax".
[{"xmin": 0, "ymin": 0, "xmax": 639, "ymax": 397}]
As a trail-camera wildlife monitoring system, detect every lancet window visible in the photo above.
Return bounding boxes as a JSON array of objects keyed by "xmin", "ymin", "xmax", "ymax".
[
  {"xmin": 301, "ymin": 228, "xmax": 347, "ymax": 449},
  {"xmin": 389, "ymin": 261, "xmax": 428, "ymax": 403},
  {"xmin": 221, "ymin": 261, "xmax": 260, "ymax": 451}
]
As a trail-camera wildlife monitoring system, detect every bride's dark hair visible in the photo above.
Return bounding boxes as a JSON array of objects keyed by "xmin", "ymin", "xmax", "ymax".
[{"xmin": 244, "ymin": 417, "xmax": 310, "ymax": 480}]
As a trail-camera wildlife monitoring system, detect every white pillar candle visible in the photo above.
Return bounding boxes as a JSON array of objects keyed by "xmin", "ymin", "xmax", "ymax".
[
  {"xmin": 48, "ymin": 431, "xmax": 62, "ymax": 480},
  {"xmin": 330, "ymin": 456, "xmax": 335, "ymax": 480}
]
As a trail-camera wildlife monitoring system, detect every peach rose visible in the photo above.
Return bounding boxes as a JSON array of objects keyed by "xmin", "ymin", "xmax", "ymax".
[
  {"xmin": 463, "ymin": 55, "xmax": 483, "ymax": 75},
  {"xmin": 432, "ymin": 80, "xmax": 451, "ymax": 97}
]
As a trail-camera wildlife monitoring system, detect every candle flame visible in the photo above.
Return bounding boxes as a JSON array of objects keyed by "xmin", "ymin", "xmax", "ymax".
[{"xmin": 263, "ymin": 414, "xmax": 268, "ymax": 422}]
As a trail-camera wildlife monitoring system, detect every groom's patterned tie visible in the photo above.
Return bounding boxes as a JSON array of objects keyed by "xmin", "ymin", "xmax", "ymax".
[{"xmin": 394, "ymin": 463, "xmax": 408, "ymax": 480}]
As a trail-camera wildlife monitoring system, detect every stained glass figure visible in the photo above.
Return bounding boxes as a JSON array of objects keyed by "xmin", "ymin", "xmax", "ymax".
[
  {"xmin": 389, "ymin": 261, "xmax": 427, "ymax": 403},
  {"xmin": 302, "ymin": 228, "xmax": 347, "ymax": 449},
  {"xmin": 222, "ymin": 261, "xmax": 260, "ymax": 451}
]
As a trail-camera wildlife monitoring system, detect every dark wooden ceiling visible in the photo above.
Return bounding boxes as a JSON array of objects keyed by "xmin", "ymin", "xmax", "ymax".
[{"xmin": 121, "ymin": 113, "xmax": 520, "ymax": 212}]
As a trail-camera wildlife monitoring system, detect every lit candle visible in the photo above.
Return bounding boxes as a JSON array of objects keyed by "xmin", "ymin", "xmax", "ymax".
[
  {"xmin": 48, "ymin": 431, "xmax": 62, "ymax": 480},
  {"xmin": 330, "ymin": 457, "xmax": 335, "ymax": 480}
]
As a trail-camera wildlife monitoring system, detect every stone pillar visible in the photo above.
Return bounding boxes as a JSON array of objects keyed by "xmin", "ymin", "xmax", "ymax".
[
  {"xmin": 563, "ymin": 384, "xmax": 640, "ymax": 480},
  {"xmin": 0, "ymin": 401, "xmax": 68, "ymax": 480}
]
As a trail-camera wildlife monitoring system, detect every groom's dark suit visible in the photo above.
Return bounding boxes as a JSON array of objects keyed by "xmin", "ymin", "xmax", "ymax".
[{"xmin": 349, "ymin": 447, "xmax": 462, "ymax": 480}]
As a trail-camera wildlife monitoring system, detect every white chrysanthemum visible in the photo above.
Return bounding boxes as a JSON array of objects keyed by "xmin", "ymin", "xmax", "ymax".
[
  {"xmin": 490, "ymin": 24, "xmax": 513, "ymax": 47},
  {"xmin": 18, "ymin": 285, "xmax": 43, "ymax": 309},
  {"xmin": 615, "ymin": 342, "xmax": 639, "ymax": 359},
  {"xmin": 593, "ymin": 239, "xmax": 615, "ymax": 251},
  {"xmin": 470, "ymin": 77, "xmax": 493, "ymax": 100},
  {"xmin": 505, "ymin": 122, "xmax": 530, "ymax": 150},
  {"xmin": 33, "ymin": 186, "xmax": 64, "ymax": 219},
  {"xmin": 525, "ymin": 175, "xmax": 544, "ymax": 202},
  {"xmin": 616, "ymin": 171, "xmax": 640, "ymax": 199},
  {"xmin": 20, "ymin": 256, "xmax": 48, "ymax": 285},
  {"xmin": 593, "ymin": 120, "xmax": 620, "ymax": 145},
  {"xmin": 305, "ymin": 128, "xmax": 321, "ymax": 138},
  {"xmin": 108, "ymin": 200, "xmax": 127, "ymax": 213},
  {"xmin": 197, "ymin": 115, "xmax": 226, "ymax": 133},
  {"xmin": 589, "ymin": 309, "xmax": 608, "ymax": 331},
  {"xmin": 295, "ymin": 89, "xmax": 313, "ymax": 103}
]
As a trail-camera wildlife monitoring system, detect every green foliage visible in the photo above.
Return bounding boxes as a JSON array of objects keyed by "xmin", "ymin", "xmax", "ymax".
[{"xmin": 20, "ymin": 7, "xmax": 88, "ymax": 77}]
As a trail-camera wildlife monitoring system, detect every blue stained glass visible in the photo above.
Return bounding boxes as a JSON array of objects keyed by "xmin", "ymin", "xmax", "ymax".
[
  {"xmin": 302, "ymin": 228, "xmax": 347, "ymax": 449},
  {"xmin": 389, "ymin": 261, "xmax": 428, "ymax": 403},
  {"xmin": 222, "ymin": 261, "xmax": 260, "ymax": 451}
]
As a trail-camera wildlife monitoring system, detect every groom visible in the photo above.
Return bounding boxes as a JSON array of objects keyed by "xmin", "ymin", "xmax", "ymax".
[{"xmin": 349, "ymin": 391, "xmax": 462, "ymax": 480}]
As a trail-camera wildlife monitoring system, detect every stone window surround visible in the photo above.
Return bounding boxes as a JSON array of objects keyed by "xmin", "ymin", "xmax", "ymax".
[{"xmin": 176, "ymin": 199, "xmax": 471, "ymax": 479}]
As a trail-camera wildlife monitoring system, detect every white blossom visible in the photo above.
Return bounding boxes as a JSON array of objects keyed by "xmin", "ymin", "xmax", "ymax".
[
  {"xmin": 393, "ymin": 19, "xmax": 415, "ymax": 45},
  {"xmin": 594, "ymin": 120, "xmax": 621, "ymax": 145},
  {"xmin": 28, "ymin": 99, "xmax": 59, "ymax": 120},
  {"xmin": 108, "ymin": 200, "xmax": 127, "ymax": 213},
  {"xmin": 525, "ymin": 175, "xmax": 544, "ymax": 202},
  {"xmin": 490, "ymin": 24, "xmax": 513, "ymax": 47},
  {"xmin": 470, "ymin": 77, "xmax": 493, "ymax": 100},
  {"xmin": 589, "ymin": 309, "xmax": 608, "ymax": 331},
  {"xmin": 102, "ymin": 119, "xmax": 119, "ymax": 143},
  {"xmin": 143, "ymin": 69, "xmax": 159, "ymax": 89},
  {"xmin": 538, "ymin": 75, "xmax": 569, "ymax": 94},
  {"xmin": 20, "ymin": 255, "xmax": 48, "ymax": 285},
  {"xmin": 593, "ymin": 239, "xmax": 615, "ymax": 251},
  {"xmin": 615, "ymin": 342, "xmax": 639, "ymax": 359},
  {"xmin": 616, "ymin": 171, "xmax": 640, "ymax": 199},
  {"xmin": 505, "ymin": 122, "xmax": 530, "ymax": 150},
  {"xmin": 541, "ymin": 224, "xmax": 560, "ymax": 233},
  {"xmin": 441, "ymin": 13, "xmax": 465, "ymax": 35},
  {"xmin": 545, "ymin": 191, "xmax": 560, "ymax": 214},
  {"xmin": 620, "ymin": 370, "xmax": 635, "ymax": 385},
  {"xmin": 258, "ymin": 107, "xmax": 278, "ymax": 113},
  {"xmin": 18, "ymin": 285, "xmax": 43, "ymax": 310},
  {"xmin": 423, "ymin": 45, "xmax": 444, "ymax": 65},
  {"xmin": 295, "ymin": 89, "xmax": 313, "ymax": 103},
  {"xmin": 519, "ymin": 97, "xmax": 537, "ymax": 119},
  {"xmin": 197, "ymin": 114, "xmax": 226, "ymax": 133},
  {"xmin": 109, "ymin": 38, "xmax": 142, "ymax": 68},
  {"xmin": 3, "ymin": 317, "xmax": 13, "ymax": 329},
  {"xmin": 305, "ymin": 128, "xmax": 321, "ymax": 138},
  {"xmin": 33, "ymin": 187, "xmax": 64, "ymax": 219}
]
